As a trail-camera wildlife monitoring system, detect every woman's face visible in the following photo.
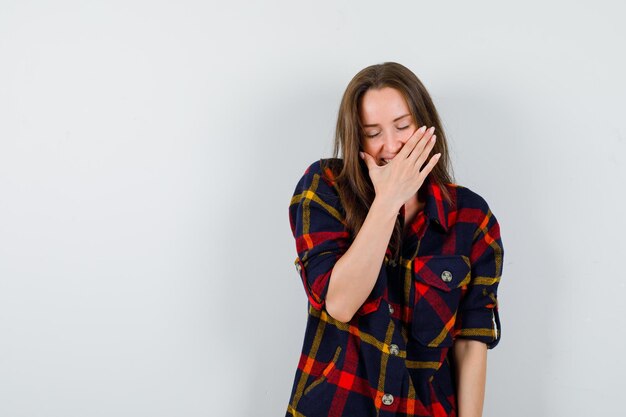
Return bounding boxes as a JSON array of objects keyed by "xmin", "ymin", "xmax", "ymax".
[{"xmin": 359, "ymin": 87, "xmax": 418, "ymax": 166}]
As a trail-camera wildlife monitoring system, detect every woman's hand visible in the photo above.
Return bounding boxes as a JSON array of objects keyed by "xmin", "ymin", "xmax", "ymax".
[{"xmin": 359, "ymin": 125, "xmax": 441, "ymax": 210}]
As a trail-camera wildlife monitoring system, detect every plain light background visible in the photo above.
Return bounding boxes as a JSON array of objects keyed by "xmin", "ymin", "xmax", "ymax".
[{"xmin": 1, "ymin": 1, "xmax": 624, "ymax": 416}]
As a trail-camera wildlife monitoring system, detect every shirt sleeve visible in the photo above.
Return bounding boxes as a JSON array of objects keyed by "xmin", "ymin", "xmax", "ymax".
[
  {"xmin": 454, "ymin": 203, "xmax": 504, "ymax": 349},
  {"xmin": 289, "ymin": 160, "xmax": 351, "ymax": 311}
]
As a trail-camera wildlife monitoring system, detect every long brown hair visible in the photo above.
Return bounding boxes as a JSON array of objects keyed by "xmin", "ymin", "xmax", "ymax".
[{"xmin": 322, "ymin": 62, "xmax": 456, "ymax": 261}]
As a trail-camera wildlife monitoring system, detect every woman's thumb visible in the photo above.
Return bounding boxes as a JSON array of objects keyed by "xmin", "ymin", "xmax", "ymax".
[{"xmin": 359, "ymin": 151, "xmax": 375, "ymax": 168}]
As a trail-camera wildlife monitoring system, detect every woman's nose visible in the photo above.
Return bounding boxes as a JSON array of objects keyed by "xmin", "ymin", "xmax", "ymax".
[{"xmin": 383, "ymin": 132, "xmax": 405, "ymax": 153}]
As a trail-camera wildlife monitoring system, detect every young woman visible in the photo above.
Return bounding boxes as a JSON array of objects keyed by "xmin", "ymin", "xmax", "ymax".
[{"xmin": 286, "ymin": 62, "xmax": 504, "ymax": 417}]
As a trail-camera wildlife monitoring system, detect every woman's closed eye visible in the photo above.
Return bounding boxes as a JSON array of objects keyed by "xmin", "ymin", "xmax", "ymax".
[{"xmin": 365, "ymin": 125, "xmax": 410, "ymax": 138}]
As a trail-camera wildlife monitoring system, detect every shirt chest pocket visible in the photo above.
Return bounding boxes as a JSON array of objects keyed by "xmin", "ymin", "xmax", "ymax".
[{"xmin": 411, "ymin": 255, "xmax": 471, "ymax": 347}]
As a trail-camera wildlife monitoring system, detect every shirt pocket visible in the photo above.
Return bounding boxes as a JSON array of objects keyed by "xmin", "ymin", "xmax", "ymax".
[
  {"xmin": 411, "ymin": 255, "xmax": 471, "ymax": 347},
  {"xmin": 299, "ymin": 345, "xmax": 342, "ymax": 412}
]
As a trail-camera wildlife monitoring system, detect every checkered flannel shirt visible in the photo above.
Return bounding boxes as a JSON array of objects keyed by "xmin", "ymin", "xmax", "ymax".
[{"xmin": 286, "ymin": 159, "xmax": 504, "ymax": 417}]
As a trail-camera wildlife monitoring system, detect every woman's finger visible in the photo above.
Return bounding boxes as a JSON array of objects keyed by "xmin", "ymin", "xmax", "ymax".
[
  {"xmin": 417, "ymin": 152, "xmax": 442, "ymax": 181},
  {"xmin": 407, "ymin": 127, "xmax": 435, "ymax": 162},
  {"xmin": 398, "ymin": 125, "xmax": 427, "ymax": 159},
  {"xmin": 412, "ymin": 134, "xmax": 436, "ymax": 171}
]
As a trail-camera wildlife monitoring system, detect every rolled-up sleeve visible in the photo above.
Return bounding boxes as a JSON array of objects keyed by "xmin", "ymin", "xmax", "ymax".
[
  {"xmin": 454, "ymin": 205, "xmax": 504, "ymax": 349},
  {"xmin": 289, "ymin": 160, "xmax": 351, "ymax": 311}
]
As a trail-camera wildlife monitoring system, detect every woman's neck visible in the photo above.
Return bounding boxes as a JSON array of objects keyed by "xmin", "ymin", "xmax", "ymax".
[{"xmin": 403, "ymin": 192, "xmax": 425, "ymax": 230}]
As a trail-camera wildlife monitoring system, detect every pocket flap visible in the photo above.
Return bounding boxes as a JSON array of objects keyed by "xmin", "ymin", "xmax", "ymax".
[{"xmin": 412, "ymin": 255, "xmax": 470, "ymax": 292}]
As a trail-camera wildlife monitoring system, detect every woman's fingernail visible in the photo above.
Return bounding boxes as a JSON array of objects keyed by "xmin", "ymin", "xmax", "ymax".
[
  {"xmin": 418, "ymin": 126, "xmax": 427, "ymax": 132},
  {"xmin": 359, "ymin": 151, "xmax": 364, "ymax": 158}
]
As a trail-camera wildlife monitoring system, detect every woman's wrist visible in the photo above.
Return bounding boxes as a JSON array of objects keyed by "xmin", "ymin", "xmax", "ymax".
[{"xmin": 371, "ymin": 196, "xmax": 402, "ymax": 219}]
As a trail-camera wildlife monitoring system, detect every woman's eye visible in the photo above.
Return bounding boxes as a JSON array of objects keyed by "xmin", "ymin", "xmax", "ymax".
[
  {"xmin": 365, "ymin": 132, "xmax": 380, "ymax": 138},
  {"xmin": 397, "ymin": 125, "xmax": 410, "ymax": 130}
]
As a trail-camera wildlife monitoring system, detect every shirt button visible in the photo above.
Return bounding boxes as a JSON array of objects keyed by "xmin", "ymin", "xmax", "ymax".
[
  {"xmin": 389, "ymin": 344, "xmax": 399, "ymax": 355},
  {"xmin": 388, "ymin": 304, "xmax": 394, "ymax": 315},
  {"xmin": 382, "ymin": 393, "xmax": 394, "ymax": 406},
  {"xmin": 389, "ymin": 259, "xmax": 397, "ymax": 267},
  {"xmin": 441, "ymin": 270, "xmax": 453, "ymax": 282}
]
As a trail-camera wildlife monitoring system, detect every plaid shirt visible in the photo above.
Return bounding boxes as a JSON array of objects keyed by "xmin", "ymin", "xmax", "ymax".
[{"xmin": 286, "ymin": 159, "xmax": 504, "ymax": 417}]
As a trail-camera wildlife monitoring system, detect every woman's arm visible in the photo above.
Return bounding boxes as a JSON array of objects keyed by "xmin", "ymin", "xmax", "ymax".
[
  {"xmin": 324, "ymin": 197, "xmax": 399, "ymax": 323},
  {"xmin": 452, "ymin": 339, "xmax": 488, "ymax": 417},
  {"xmin": 325, "ymin": 127, "xmax": 439, "ymax": 323}
]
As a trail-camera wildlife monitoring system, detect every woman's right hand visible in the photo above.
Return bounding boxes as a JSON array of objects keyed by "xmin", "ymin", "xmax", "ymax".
[{"xmin": 359, "ymin": 125, "xmax": 441, "ymax": 211}]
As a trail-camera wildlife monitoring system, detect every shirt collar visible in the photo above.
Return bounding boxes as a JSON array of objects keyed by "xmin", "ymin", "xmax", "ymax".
[{"xmin": 421, "ymin": 176, "xmax": 452, "ymax": 233}]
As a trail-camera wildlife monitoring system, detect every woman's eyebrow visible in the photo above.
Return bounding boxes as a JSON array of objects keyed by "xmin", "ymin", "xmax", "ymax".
[{"xmin": 362, "ymin": 113, "xmax": 411, "ymax": 127}]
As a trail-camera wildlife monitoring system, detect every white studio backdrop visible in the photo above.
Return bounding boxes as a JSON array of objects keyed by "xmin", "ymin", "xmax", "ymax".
[{"xmin": 1, "ymin": 1, "xmax": 624, "ymax": 416}]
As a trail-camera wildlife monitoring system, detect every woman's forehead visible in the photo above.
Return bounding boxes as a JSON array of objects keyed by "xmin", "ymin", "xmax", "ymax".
[{"xmin": 360, "ymin": 87, "xmax": 411, "ymax": 125}]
